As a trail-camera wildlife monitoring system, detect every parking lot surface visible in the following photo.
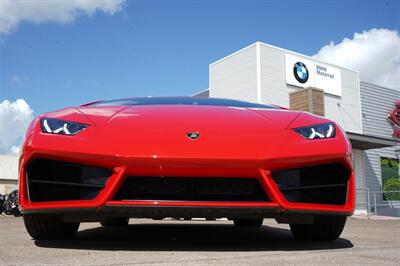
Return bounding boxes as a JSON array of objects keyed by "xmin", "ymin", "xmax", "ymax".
[{"xmin": 0, "ymin": 216, "xmax": 399, "ymax": 265}]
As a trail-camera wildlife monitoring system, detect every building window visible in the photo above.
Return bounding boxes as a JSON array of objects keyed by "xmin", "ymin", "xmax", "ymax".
[{"xmin": 380, "ymin": 157, "xmax": 400, "ymax": 201}]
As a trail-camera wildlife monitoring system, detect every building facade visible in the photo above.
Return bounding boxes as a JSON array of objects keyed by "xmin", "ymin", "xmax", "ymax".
[
  {"xmin": 360, "ymin": 82, "xmax": 400, "ymax": 216},
  {"xmin": 198, "ymin": 42, "xmax": 399, "ymax": 216},
  {"xmin": 0, "ymin": 155, "xmax": 18, "ymax": 195}
]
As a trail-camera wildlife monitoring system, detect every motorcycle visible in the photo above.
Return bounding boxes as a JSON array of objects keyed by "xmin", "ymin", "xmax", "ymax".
[{"xmin": 3, "ymin": 190, "xmax": 21, "ymax": 217}]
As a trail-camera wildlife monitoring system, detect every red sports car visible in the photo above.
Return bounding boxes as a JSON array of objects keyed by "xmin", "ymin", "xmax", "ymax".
[{"xmin": 19, "ymin": 97, "xmax": 354, "ymax": 241}]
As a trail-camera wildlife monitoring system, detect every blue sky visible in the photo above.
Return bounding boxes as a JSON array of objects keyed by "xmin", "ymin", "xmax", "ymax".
[{"xmin": 0, "ymin": 0, "xmax": 399, "ymax": 117}]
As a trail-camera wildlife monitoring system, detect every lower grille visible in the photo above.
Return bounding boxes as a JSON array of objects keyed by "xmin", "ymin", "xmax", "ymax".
[
  {"xmin": 114, "ymin": 177, "xmax": 268, "ymax": 202},
  {"xmin": 26, "ymin": 159, "xmax": 112, "ymax": 202},
  {"xmin": 271, "ymin": 163, "xmax": 349, "ymax": 205}
]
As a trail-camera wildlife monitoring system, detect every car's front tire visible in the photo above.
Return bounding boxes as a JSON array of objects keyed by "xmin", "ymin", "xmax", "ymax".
[
  {"xmin": 290, "ymin": 215, "xmax": 347, "ymax": 241},
  {"xmin": 23, "ymin": 214, "xmax": 79, "ymax": 240},
  {"xmin": 100, "ymin": 217, "xmax": 129, "ymax": 227},
  {"xmin": 233, "ymin": 218, "xmax": 263, "ymax": 228}
]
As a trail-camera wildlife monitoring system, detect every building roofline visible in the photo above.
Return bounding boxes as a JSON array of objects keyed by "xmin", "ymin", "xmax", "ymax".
[
  {"xmin": 0, "ymin": 155, "xmax": 18, "ymax": 159},
  {"xmin": 190, "ymin": 89, "xmax": 209, "ymax": 97},
  {"xmin": 360, "ymin": 81, "xmax": 399, "ymax": 92},
  {"xmin": 209, "ymin": 42, "xmax": 258, "ymax": 66},
  {"xmin": 209, "ymin": 41, "xmax": 359, "ymax": 74},
  {"xmin": 347, "ymin": 131, "xmax": 399, "ymax": 150}
]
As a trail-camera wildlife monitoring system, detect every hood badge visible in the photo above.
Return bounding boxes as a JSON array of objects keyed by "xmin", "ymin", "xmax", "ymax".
[{"xmin": 186, "ymin": 132, "xmax": 200, "ymax": 140}]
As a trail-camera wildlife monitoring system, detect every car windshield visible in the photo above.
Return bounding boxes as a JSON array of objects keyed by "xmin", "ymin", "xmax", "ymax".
[{"xmin": 89, "ymin": 97, "xmax": 278, "ymax": 109}]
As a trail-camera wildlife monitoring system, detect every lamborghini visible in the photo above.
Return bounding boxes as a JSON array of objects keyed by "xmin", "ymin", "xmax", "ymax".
[{"xmin": 19, "ymin": 97, "xmax": 354, "ymax": 241}]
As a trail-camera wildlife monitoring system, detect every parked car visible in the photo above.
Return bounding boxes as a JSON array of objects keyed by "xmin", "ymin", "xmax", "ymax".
[{"xmin": 19, "ymin": 97, "xmax": 354, "ymax": 240}]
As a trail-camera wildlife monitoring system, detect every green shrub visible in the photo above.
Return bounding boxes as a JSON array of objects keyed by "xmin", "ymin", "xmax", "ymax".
[
  {"xmin": 382, "ymin": 177, "xmax": 400, "ymax": 201},
  {"xmin": 381, "ymin": 158, "xmax": 399, "ymax": 181}
]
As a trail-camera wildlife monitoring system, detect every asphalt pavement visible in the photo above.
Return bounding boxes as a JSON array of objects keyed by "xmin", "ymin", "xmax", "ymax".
[{"xmin": 0, "ymin": 216, "xmax": 399, "ymax": 265}]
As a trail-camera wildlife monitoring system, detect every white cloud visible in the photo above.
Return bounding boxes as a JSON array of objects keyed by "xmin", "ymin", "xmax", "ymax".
[
  {"xmin": 313, "ymin": 28, "xmax": 400, "ymax": 90},
  {"xmin": 0, "ymin": 0, "xmax": 126, "ymax": 35},
  {"xmin": 10, "ymin": 145, "xmax": 20, "ymax": 155},
  {"xmin": 0, "ymin": 99, "xmax": 33, "ymax": 155}
]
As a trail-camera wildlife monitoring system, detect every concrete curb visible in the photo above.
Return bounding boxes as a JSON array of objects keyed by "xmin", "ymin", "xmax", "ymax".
[{"xmin": 351, "ymin": 214, "xmax": 400, "ymax": 220}]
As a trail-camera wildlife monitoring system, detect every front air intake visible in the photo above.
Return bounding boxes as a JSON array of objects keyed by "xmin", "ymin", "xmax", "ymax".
[
  {"xmin": 26, "ymin": 158, "xmax": 112, "ymax": 202},
  {"xmin": 114, "ymin": 177, "xmax": 268, "ymax": 202},
  {"xmin": 272, "ymin": 163, "xmax": 349, "ymax": 205}
]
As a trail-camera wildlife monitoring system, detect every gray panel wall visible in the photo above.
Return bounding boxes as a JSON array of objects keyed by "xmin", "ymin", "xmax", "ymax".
[
  {"xmin": 361, "ymin": 82, "xmax": 399, "ymax": 138},
  {"xmin": 364, "ymin": 147, "xmax": 400, "ymax": 216},
  {"xmin": 361, "ymin": 82, "xmax": 400, "ymax": 216},
  {"xmin": 361, "ymin": 82, "xmax": 400, "ymax": 192},
  {"xmin": 209, "ymin": 44, "xmax": 257, "ymax": 103}
]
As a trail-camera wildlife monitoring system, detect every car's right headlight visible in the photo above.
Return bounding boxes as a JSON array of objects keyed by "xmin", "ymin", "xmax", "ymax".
[
  {"xmin": 293, "ymin": 123, "xmax": 335, "ymax": 140},
  {"xmin": 41, "ymin": 118, "xmax": 88, "ymax": 135}
]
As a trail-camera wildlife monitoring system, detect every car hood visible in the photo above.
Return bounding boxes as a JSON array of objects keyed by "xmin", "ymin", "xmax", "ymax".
[
  {"xmin": 78, "ymin": 105, "xmax": 301, "ymax": 129},
  {"xmin": 74, "ymin": 105, "xmax": 303, "ymax": 159}
]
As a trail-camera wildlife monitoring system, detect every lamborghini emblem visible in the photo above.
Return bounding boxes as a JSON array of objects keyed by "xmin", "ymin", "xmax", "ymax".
[{"xmin": 186, "ymin": 132, "xmax": 200, "ymax": 140}]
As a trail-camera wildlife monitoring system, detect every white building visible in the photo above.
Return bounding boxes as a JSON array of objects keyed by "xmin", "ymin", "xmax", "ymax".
[
  {"xmin": 195, "ymin": 42, "xmax": 400, "ymax": 216},
  {"xmin": 0, "ymin": 155, "xmax": 18, "ymax": 195}
]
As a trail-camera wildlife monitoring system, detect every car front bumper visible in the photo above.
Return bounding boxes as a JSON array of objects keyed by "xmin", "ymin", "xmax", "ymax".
[{"xmin": 19, "ymin": 150, "xmax": 355, "ymax": 220}]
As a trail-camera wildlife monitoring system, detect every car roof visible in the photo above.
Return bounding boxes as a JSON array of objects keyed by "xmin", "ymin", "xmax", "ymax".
[{"xmin": 84, "ymin": 96, "xmax": 280, "ymax": 109}]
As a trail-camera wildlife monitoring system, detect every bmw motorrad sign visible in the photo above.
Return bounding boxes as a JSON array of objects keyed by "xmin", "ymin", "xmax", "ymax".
[{"xmin": 285, "ymin": 54, "xmax": 342, "ymax": 96}]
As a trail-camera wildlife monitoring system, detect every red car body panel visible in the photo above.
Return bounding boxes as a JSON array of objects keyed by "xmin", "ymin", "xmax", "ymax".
[{"xmin": 18, "ymin": 98, "xmax": 355, "ymax": 219}]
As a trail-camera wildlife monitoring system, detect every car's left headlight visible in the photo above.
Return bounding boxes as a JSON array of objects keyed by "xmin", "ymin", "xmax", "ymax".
[
  {"xmin": 293, "ymin": 123, "xmax": 335, "ymax": 140},
  {"xmin": 41, "ymin": 118, "xmax": 88, "ymax": 135}
]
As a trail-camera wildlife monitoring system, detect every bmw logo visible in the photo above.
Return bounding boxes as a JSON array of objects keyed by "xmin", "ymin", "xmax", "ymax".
[{"xmin": 293, "ymin": 62, "xmax": 309, "ymax": 83}]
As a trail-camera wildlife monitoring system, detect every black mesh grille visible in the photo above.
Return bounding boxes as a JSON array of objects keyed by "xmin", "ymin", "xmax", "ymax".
[
  {"xmin": 114, "ymin": 177, "xmax": 268, "ymax": 202},
  {"xmin": 271, "ymin": 163, "xmax": 349, "ymax": 205},
  {"xmin": 26, "ymin": 159, "xmax": 112, "ymax": 202}
]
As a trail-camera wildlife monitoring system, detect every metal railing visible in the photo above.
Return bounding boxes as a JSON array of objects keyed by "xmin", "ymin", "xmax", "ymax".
[{"xmin": 356, "ymin": 188, "xmax": 400, "ymax": 216}]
